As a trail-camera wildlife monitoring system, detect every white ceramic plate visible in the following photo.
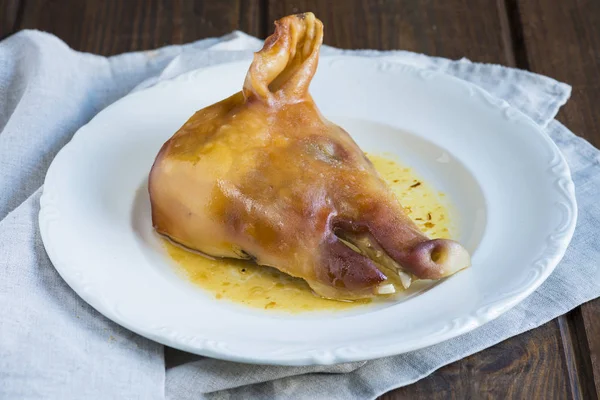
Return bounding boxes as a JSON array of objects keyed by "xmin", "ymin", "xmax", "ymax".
[{"xmin": 40, "ymin": 56, "xmax": 577, "ymax": 366}]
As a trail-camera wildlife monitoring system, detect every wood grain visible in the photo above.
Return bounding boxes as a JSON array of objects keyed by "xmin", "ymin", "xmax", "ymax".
[
  {"xmin": 2, "ymin": 0, "xmax": 597, "ymax": 398},
  {"xmin": 558, "ymin": 309, "xmax": 598, "ymax": 399},
  {"xmin": 380, "ymin": 321, "xmax": 571, "ymax": 399},
  {"xmin": 268, "ymin": 0, "xmax": 509, "ymax": 63},
  {"xmin": 514, "ymin": 0, "xmax": 600, "ymax": 147},
  {"xmin": 0, "ymin": 0, "xmax": 21, "ymax": 39},
  {"xmin": 581, "ymin": 302, "xmax": 600, "ymax": 397},
  {"xmin": 515, "ymin": 0, "xmax": 600, "ymax": 396},
  {"xmin": 17, "ymin": 0, "xmax": 261, "ymax": 55}
]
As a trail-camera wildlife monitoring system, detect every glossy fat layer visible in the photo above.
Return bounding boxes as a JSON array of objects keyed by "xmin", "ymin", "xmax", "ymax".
[
  {"xmin": 150, "ymin": 13, "xmax": 470, "ymax": 299},
  {"xmin": 163, "ymin": 154, "xmax": 454, "ymax": 313}
]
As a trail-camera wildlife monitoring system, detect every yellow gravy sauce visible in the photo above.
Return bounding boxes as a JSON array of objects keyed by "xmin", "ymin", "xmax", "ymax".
[{"xmin": 163, "ymin": 154, "xmax": 454, "ymax": 313}]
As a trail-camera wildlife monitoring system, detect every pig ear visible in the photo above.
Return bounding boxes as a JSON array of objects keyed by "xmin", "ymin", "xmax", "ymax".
[{"xmin": 242, "ymin": 12, "xmax": 323, "ymax": 105}]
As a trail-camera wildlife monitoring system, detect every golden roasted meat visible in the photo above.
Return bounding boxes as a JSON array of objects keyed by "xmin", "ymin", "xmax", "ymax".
[{"xmin": 149, "ymin": 12, "xmax": 470, "ymax": 300}]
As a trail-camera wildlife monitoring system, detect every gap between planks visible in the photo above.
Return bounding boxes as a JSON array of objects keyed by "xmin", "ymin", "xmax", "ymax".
[
  {"xmin": 501, "ymin": 0, "xmax": 596, "ymax": 398},
  {"xmin": 0, "ymin": 0, "xmax": 24, "ymax": 39}
]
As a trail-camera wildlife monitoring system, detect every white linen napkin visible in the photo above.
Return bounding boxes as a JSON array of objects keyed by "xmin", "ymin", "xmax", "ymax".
[{"xmin": 1, "ymin": 30, "xmax": 599, "ymax": 400}]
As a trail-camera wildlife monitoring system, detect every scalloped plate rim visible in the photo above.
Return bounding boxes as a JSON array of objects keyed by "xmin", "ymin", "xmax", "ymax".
[{"xmin": 39, "ymin": 56, "xmax": 577, "ymax": 365}]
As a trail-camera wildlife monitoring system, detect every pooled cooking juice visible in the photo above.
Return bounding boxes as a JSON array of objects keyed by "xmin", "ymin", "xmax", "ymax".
[{"xmin": 163, "ymin": 154, "xmax": 455, "ymax": 312}]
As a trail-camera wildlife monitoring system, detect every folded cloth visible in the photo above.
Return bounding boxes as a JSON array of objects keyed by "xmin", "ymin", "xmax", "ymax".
[{"xmin": 0, "ymin": 30, "xmax": 598, "ymax": 400}]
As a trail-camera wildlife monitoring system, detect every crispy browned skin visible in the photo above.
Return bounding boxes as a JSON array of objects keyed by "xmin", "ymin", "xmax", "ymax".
[{"xmin": 149, "ymin": 13, "xmax": 471, "ymax": 300}]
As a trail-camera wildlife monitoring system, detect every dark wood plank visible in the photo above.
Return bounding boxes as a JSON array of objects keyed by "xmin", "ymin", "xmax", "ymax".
[
  {"xmin": 558, "ymin": 308, "xmax": 599, "ymax": 399},
  {"xmin": 8, "ymin": 0, "xmax": 595, "ymax": 397},
  {"xmin": 380, "ymin": 320, "xmax": 571, "ymax": 399},
  {"xmin": 581, "ymin": 302, "xmax": 600, "ymax": 397},
  {"xmin": 516, "ymin": 0, "xmax": 600, "ymax": 396},
  {"xmin": 0, "ymin": 0, "xmax": 21, "ymax": 39},
  {"xmin": 268, "ymin": 1, "xmax": 574, "ymax": 399},
  {"xmin": 267, "ymin": 0, "xmax": 510, "ymax": 63},
  {"xmin": 514, "ymin": 0, "xmax": 600, "ymax": 147},
  {"xmin": 17, "ymin": 0, "xmax": 261, "ymax": 55}
]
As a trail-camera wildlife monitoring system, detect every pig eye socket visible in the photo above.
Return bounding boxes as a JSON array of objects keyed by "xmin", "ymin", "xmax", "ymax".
[{"xmin": 306, "ymin": 141, "xmax": 340, "ymax": 164}]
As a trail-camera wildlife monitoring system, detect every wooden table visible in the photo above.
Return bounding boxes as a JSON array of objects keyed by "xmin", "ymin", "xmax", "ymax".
[{"xmin": 2, "ymin": 1, "xmax": 598, "ymax": 398}]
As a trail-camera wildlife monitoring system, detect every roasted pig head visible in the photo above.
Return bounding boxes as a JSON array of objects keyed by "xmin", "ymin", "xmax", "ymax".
[{"xmin": 149, "ymin": 12, "xmax": 471, "ymax": 300}]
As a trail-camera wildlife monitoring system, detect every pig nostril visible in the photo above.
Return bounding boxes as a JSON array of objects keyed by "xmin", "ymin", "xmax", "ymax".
[
  {"xmin": 430, "ymin": 247, "xmax": 442, "ymax": 263},
  {"xmin": 429, "ymin": 243, "xmax": 447, "ymax": 264},
  {"xmin": 409, "ymin": 239, "xmax": 470, "ymax": 279}
]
